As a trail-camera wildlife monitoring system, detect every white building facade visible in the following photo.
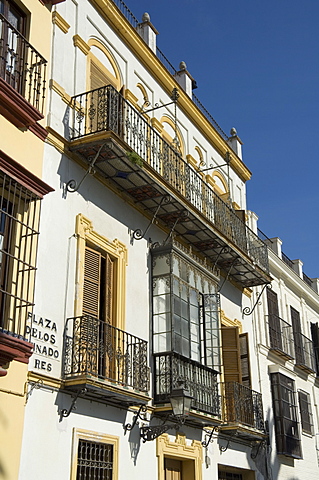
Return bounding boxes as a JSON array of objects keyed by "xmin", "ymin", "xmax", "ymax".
[{"xmin": 16, "ymin": 1, "xmax": 319, "ymax": 480}]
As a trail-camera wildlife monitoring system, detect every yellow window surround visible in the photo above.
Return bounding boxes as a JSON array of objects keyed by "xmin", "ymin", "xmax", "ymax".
[
  {"xmin": 156, "ymin": 434, "xmax": 202, "ymax": 480},
  {"xmin": 70, "ymin": 428, "xmax": 119, "ymax": 480},
  {"xmin": 74, "ymin": 214, "xmax": 128, "ymax": 331}
]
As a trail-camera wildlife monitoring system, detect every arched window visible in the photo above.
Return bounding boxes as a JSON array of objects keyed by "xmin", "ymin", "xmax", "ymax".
[
  {"xmin": 87, "ymin": 38, "xmax": 122, "ymax": 91},
  {"xmin": 160, "ymin": 115, "xmax": 184, "ymax": 157}
]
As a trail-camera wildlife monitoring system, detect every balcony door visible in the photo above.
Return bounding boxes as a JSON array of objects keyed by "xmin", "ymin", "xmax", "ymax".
[
  {"xmin": 0, "ymin": 0, "xmax": 26, "ymax": 93},
  {"xmin": 267, "ymin": 288, "xmax": 282, "ymax": 351},
  {"xmin": 165, "ymin": 459, "xmax": 182, "ymax": 480}
]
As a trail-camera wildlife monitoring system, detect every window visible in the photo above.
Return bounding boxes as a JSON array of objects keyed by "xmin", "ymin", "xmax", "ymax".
[
  {"xmin": 156, "ymin": 434, "xmax": 202, "ymax": 480},
  {"xmin": 0, "ymin": 169, "xmax": 41, "ymax": 338},
  {"xmin": 270, "ymin": 373, "xmax": 302, "ymax": 458},
  {"xmin": 298, "ymin": 390, "xmax": 313, "ymax": 435},
  {"xmin": 310, "ymin": 322, "xmax": 319, "ymax": 375},
  {"xmin": 266, "ymin": 289, "xmax": 293, "ymax": 358},
  {"xmin": 290, "ymin": 306, "xmax": 315, "ymax": 371},
  {"xmin": 71, "ymin": 429, "xmax": 118, "ymax": 480}
]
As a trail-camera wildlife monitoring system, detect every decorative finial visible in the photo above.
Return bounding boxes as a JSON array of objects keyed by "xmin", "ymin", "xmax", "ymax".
[
  {"xmin": 142, "ymin": 12, "xmax": 150, "ymax": 22},
  {"xmin": 230, "ymin": 127, "xmax": 237, "ymax": 137},
  {"xmin": 179, "ymin": 61, "xmax": 187, "ymax": 71}
]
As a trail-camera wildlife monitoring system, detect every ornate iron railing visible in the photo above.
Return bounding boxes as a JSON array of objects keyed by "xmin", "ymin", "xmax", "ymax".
[
  {"xmin": 0, "ymin": 14, "xmax": 47, "ymax": 112},
  {"xmin": 221, "ymin": 382, "xmax": 265, "ymax": 431},
  {"xmin": 267, "ymin": 314, "xmax": 294, "ymax": 358},
  {"xmin": 63, "ymin": 315, "xmax": 149, "ymax": 392},
  {"xmin": 70, "ymin": 85, "xmax": 269, "ymax": 275},
  {"xmin": 153, "ymin": 352, "xmax": 221, "ymax": 416},
  {"xmin": 293, "ymin": 332, "xmax": 315, "ymax": 372}
]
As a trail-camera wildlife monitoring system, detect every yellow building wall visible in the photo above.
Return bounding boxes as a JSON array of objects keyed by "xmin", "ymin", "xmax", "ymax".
[{"xmin": 0, "ymin": 361, "xmax": 27, "ymax": 480}]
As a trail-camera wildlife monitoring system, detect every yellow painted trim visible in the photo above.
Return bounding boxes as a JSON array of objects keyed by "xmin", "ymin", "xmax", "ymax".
[
  {"xmin": 90, "ymin": 0, "xmax": 251, "ymax": 182},
  {"xmin": 151, "ymin": 117, "xmax": 163, "ymax": 134},
  {"xmin": 27, "ymin": 371, "xmax": 63, "ymax": 389},
  {"xmin": 49, "ymin": 79, "xmax": 72, "ymax": 104},
  {"xmin": 156, "ymin": 434, "xmax": 202, "ymax": 480},
  {"xmin": 75, "ymin": 214, "xmax": 127, "ymax": 331},
  {"xmin": 124, "ymin": 88, "xmax": 139, "ymax": 108},
  {"xmin": 73, "ymin": 34, "xmax": 91, "ymax": 56},
  {"xmin": 87, "ymin": 38, "xmax": 122, "ymax": 90},
  {"xmin": 52, "ymin": 11, "xmax": 70, "ymax": 34},
  {"xmin": 232, "ymin": 201, "xmax": 240, "ymax": 210},
  {"xmin": 161, "ymin": 115, "xmax": 184, "ymax": 157},
  {"xmin": 220, "ymin": 310, "xmax": 242, "ymax": 333},
  {"xmin": 71, "ymin": 429, "xmax": 119, "ymax": 480},
  {"xmin": 136, "ymin": 82, "xmax": 149, "ymax": 106},
  {"xmin": 211, "ymin": 170, "xmax": 228, "ymax": 194},
  {"xmin": 186, "ymin": 154, "xmax": 198, "ymax": 169},
  {"xmin": 194, "ymin": 146, "xmax": 204, "ymax": 166}
]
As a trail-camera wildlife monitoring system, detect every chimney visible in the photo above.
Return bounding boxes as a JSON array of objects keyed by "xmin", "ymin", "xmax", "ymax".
[
  {"xmin": 227, "ymin": 127, "xmax": 243, "ymax": 159},
  {"xmin": 137, "ymin": 13, "xmax": 158, "ymax": 54},
  {"xmin": 174, "ymin": 62, "xmax": 197, "ymax": 99}
]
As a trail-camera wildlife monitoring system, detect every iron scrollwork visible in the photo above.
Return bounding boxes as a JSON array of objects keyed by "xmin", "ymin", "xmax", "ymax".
[
  {"xmin": 132, "ymin": 195, "xmax": 171, "ymax": 241},
  {"xmin": 124, "ymin": 405, "xmax": 148, "ymax": 434},
  {"xmin": 60, "ymin": 388, "xmax": 87, "ymax": 419},
  {"xmin": 243, "ymin": 283, "xmax": 270, "ymax": 316}
]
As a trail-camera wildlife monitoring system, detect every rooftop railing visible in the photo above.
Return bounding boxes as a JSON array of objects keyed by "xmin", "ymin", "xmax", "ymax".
[
  {"xmin": 0, "ymin": 14, "xmax": 47, "ymax": 113},
  {"xmin": 70, "ymin": 85, "xmax": 269, "ymax": 275}
]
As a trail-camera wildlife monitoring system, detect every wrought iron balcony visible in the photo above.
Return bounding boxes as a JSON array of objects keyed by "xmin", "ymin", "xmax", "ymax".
[
  {"xmin": 69, "ymin": 85, "xmax": 271, "ymax": 288},
  {"xmin": 293, "ymin": 332, "xmax": 316, "ymax": 373},
  {"xmin": 153, "ymin": 352, "xmax": 221, "ymax": 421},
  {"xmin": 63, "ymin": 315, "xmax": 150, "ymax": 403},
  {"xmin": 267, "ymin": 314, "xmax": 294, "ymax": 360},
  {"xmin": 0, "ymin": 13, "xmax": 47, "ymax": 112},
  {"xmin": 221, "ymin": 382, "xmax": 265, "ymax": 433}
]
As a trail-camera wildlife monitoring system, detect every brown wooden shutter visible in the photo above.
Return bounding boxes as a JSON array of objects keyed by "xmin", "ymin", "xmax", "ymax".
[
  {"xmin": 239, "ymin": 332, "xmax": 251, "ymax": 388},
  {"xmin": 267, "ymin": 288, "xmax": 282, "ymax": 350},
  {"xmin": 164, "ymin": 459, "xmax": 182, "ymax": 480},
  {"xmin": 105, "ymin": 253, "xmax": 113, "ymax": 325},
  {"xmin": 83, "ymin": 246, "xmax": 101, "ymax": 317},
  {"xmin": 221, "ymin": 326, "xmax": 241, "ymax": 383},
  {"xmin": 290, "ymin": 307, "xmax": 303, "ymax": 365},
  {"xmin": 90, "ymin": 60, "xmax": 110, "ymax": 90}
]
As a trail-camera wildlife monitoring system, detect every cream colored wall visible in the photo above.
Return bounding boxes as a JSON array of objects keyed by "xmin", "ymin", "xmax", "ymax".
[
  {"xmin": 21, "ymin": 0, "xmax": 52, "ymax": 61},
  {"xmin": 0, "ymin": 361, "xmax": 27, "ymax": 480}
]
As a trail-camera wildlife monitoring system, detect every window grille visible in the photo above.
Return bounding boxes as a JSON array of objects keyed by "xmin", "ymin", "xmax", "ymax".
[
  {"xmin": 0, "ymin": 170, "xmax": 41, "ymax": 338},
  {"xmin": 270, "ymin": 373, "xmax": 302, "ymax": 458},
  {"xmin": 76, "ymin": 439, "xmax": 113, "ymax": 480}
]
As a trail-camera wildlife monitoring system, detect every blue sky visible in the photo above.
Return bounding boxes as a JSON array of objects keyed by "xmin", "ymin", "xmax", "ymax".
[{"xmin": 123, "ymin": 0, "xmax": 319, "ymax": 278}]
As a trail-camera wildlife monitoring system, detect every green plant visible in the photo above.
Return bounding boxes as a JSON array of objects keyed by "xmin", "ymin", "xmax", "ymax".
[{"xmin": 127, "ymin": 151, "xmax": 144, "ymax": 168}]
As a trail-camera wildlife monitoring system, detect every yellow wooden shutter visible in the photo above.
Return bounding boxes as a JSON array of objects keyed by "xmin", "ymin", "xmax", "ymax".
[
  {"xmin": 90, "ymin": 60, "xmax": 111, "ymax": 90},
  {"xmin": 239, "ymin": 332, "xmax": 251, "ymax": 388},
  {"xmin": 83, "ymin": 246, "xmax": 101, "ymax": 317},
  {"xmin": 221, "ymin": 326, "xmax": 241, "ymax": 384},
  {"xmin": 164, "ymin": 459, "xmax": 182, "ymax": 480}
]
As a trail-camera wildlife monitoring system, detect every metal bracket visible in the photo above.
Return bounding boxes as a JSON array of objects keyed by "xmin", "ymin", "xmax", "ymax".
[
  {"xmin": 218, "ymin": 256, "xmax": 238, "ymax": 293},
  {"xmin": 219, "ymin": 431, "xmax": 237, "ymax": 452},
  {"xmin": 251, "ymin": 438, "xmax": 267, "ymax": 459},
  {"xmin": 202, "ymin": 426, "xmax": 219, "ymax": 447},
  {"xmin": 25, "ymin": 379, "xmax": 43, "ymax": 405},
  {"xmin": 124, "ymin": 405, "xmax": 148, "ymax": 434},
  {"xmin": 140, "ymin": 420, "xmax": 182, "ymax": 443},
  {"xmin": 243, "ymin": 283, "xmax": 270, "ymax": 315},
  {"xmin": 212, "ymin": 246, "xmax": 231, "ymax": 273},
  {"xmin": 65, "ymin": 142, "xmax": 107, "ymax": 193},
  {"xmin": 200, "ymin": 152, "xmax": 231, "ymax": 173},
  {"xmin": 142, "ymin": 88, "xmax": 179, "ymax": 114},
  {"xmin": 60, "ymin": 388, "xmax": 87, "ymax": 419},
  {"xmin": 132, "ymin": 195, "xmax": 171, "ymax": 241},
  {"xmin": 162, "ymin": 211, "xmax": 188, "ymax": 246}
]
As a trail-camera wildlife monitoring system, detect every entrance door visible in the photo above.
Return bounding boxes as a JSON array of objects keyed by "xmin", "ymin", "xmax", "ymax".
[{"xmin": 165, "ymin": 459, "xmax": 182, "ymax": 480}]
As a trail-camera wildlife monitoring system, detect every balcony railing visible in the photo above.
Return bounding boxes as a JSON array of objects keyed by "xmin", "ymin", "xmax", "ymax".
[
  {"xmin": 70, "ymin": 85, "xmax": 269, "ymax": 277},
  {"xmin": 221, "ymin": 382, "xmax": 265, "ymax": 431},
  {"xmin": 0, "ymin": 14, "xmax": 47, "ymax": 112},
  {"xmin": 294, "ymin": 332, "xmax": 315, "ymax": 373},
  {"xmin": 63, "ymin": 315, "xmax": 149, "ymax": 392},
  {"xmin": 267, "ymin": 314, "xmax": 294, "ymax": 359},
  {"xmin": 154, "ymin": 352, "xmax": 221, "ymax": 417}
]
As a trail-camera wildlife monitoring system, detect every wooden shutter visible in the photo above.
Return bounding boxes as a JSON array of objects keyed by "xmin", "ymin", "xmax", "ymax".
[
  {"xmin": 221, "ymin": 326, "xmax": 241, "ymax": 383},
  {"xmin": 267, "ymin": 288, "xmax": 282, "ymax": 350},
  {"xmin": 310, "ymin": 322, "xmax": 319, "ymax": 375},
  {"xmin": 290, "ymin": 307, "xmax": 303, "ymax": 364},
  {"xmin": 90, "ymin": 60, "xmax": 111, "ymax": 90},
  {"xmin": 239, "ymin": 332, "xmax": 251, "ymax": 388},
  {"xmin": 83, "ymin": 246, "xmax": 101, "ymax": 317},
  {"xmin": 298, "ymin": 390, "xmax": 313, "ymax": 435},
  {"xmin": 164, "ymin": 459, "xmax": 182, "ymax": 480}
]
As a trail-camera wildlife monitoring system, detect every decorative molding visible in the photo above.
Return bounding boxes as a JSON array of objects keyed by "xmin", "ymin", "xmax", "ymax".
[
  {"xmin": 0, "ymin": 332, "xmax": 33, "ymax": 369},
  {"xmin": 0, "ymin": 150, "xmax": 54, "ymax": 198},
  {"xmin": 156, "ymin": 434, "xmax": 202, "ymax": 480},
  {"xmin": 52, "ymin": 11, "xmax": 70, "ymax": 34},
  {"xmin": 49, "ymin": 79, "xmax": 72, "ymax": 104},
  {"xmin": 27, "ymin": 371, "xmax": 63, "ymax": 389},
  {"xmin": 220, "ymin": 310, "xmax": 242, "ymax": 332},
  {"xmin": 243, "ymin": 287, "xmax": 252, "ymax": 298},
  {"xmin": 73, "ymin": 35, "xmax": 91, "ymax": 56},
  {"xmin": 124, "ymin": 88, "xmax": 139, "ymax": 108},
  {"xmin": 29, "ymin": 122, "xmax": 48, "ymax": 141},
  {"xmin": 150, "ymin": 117, "xmax": 163, "ymax": 134},
  {"xmin": 0, "ymin": 77, "xmax": 43, "ymax": 129}
]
